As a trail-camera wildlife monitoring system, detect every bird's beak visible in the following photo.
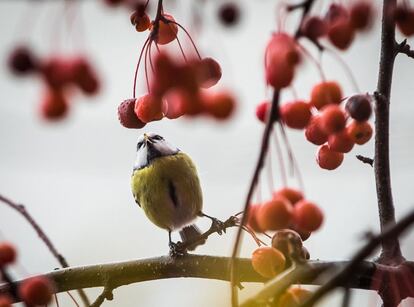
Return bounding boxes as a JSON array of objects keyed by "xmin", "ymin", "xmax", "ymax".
[{"xmin": 143, "ymin": 134, "xmax": 153, "ymax": 145}]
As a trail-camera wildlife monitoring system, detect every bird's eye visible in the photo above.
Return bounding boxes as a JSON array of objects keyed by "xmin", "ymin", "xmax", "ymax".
[
  {"xmin": 137, "ymin": 141, "xmax": 144, "ymax": 149},
  {"xmin": 152, "ymin": 135, "xmax": 163, "ymax": 141}
]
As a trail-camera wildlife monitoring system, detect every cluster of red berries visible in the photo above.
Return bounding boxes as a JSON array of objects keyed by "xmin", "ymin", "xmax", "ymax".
[
  {"xmin": 0, "ymin": 242, "xmax": 54, "ymax": 306},
  {"xmin": 257, "ymin": 82, "xmax": 373, "ymax": 170},
  {"xmin": 118, "ymin": 53, "xmax": 235, "ymax": 128},
  {"xmin": 247, "ymin": 187, "xmax": 323, "ymax": 240},
  {"xmin": 8, "ymin": 46, "xmax": 100, "ymax": 121},
  {"xmin": 302, "ymin": 2, "xmax": 374, "ymax": 50},
  {"xmin": 394, "ymin": 3, "xmax": 414, "ymax": 36}
]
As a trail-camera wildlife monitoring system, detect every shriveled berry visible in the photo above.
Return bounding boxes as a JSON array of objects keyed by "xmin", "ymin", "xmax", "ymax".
[
  {"xmin": 280, "ymin": 101, "xmax": 312, "ymax": 130},
  {"xmin": 118, "ymin": 99, "xmax": 146, "ymax": 128},
  {"xmin": 317, "ymin": 144, "xmax": 344, "ymax": 170},
  {"xmin": 290, "ymin": 224, "xmax": 311, "ymax": 241},
  {"xmin": 328, "ymin": 131, "xmax": 355, "ymax": 153},
  {"xmin": 0, "ymin": 242, "xmax": 16, "ymax": 266},
  {"xmin": 197, "ymin": 57, "xmax": 222, "ymax": 88},
  {"xmin": 350, "ymin": 1, "xmax": 374, "ymax": 31},
  {"xmin": 256, "ymin": 101, "xmax": 270, "ymax": 123},
  {"xmin": 305, "ymin": 116, "xmax": 328, "ymax": 145},
  {"xmin": 320, "ymin": 105, "xmax": 347, "ymax": 134},
  {"xmin": 256, "ymin": 197, "xmax": 293, "ymax": 231},
  {"xmin": 271, "ymin": 229, "xmax": 303, "ymax": 260},
  {"xmin": 273, "ymin": 187, "xmax": 303, "ymax": 206},
  {"xmin": 154, "ymin": 14, "xmax": 178, "ymax": 45},
  {"xmin": 346, "ymin": 120, "xmax": 373, "ymax": 145},
  {"xmin": 0, "ymin": 295, "xmax": 12, "ymax": 307},
  {"xmin": 19, "ymin": 276, "xmax": 54, "ymax": 306},
  {"xmin": 218, "ymin": 2, "xmax": 240, "ymax": 26},
  {"xmin": 251, "ymin": 247, "xmax": 286, "ymax": 278},
  {"xmin": 328, "ymin": 19, "xmax": 355, "ymax": 50},
  {"xmin": 278, "ymin": 287, "xmax": 313, "ymax": 307},
  {"xmin": 301, "ymin": 16, "xmax": 327, "ymax": 40},
  {"xmin": 310, "ymin": 81, "xmax": 342, "ymax": 110},
  {"xmin": 131, "ymin": 12, "xmax": 151, "ymax": 32},
  {"xmin": 8, "ymin": 46, "xmax": 37, "ymax": 75},
  {"xmin": 134, "ymin": 94, "xmax": 163, "ymax": 123},
  {"xmin": 39, "ymin": 90, "xmax": 69, "ymax": 121},
  {"xmin": 345, "ymin": 94, "xmax": 372, "ymax": 121},
  {"xmin": 293, "ymin": 200, "xmax": 323, "ymax": 232},
  {"xmin": 202, "ymin": 91, "xmax": 235, "ymax": 120},
  {"xmin": 395, "ymin": 6, "xmax": 414, "ymax": 36}
]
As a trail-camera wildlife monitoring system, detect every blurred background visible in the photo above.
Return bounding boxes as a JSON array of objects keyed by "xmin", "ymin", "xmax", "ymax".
[{"xmin": 1, "ymin": 0, "xmax": 414, "ymax": 306}]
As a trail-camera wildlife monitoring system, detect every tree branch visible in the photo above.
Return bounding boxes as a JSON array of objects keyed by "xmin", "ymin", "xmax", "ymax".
[
  {"xmin": 396, "ymin": 39, "xmax": 414, "ymax": 59},
  {"xmin": 374, "ymin": 0, "xmax": 403, "ymax": 264},
  {"xmin": 0, "ymin": 194, "xmax": 90, "ymax": 306},
  {"xmin": 3, "ymin": 254, "xmax": 413, "ymax": 305}
]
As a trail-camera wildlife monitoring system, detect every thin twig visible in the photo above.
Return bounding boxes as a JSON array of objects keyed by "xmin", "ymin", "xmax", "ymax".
[
  {"xmin": 356, "ymin": 155, "xmax": 374, "ymax": 167},
  {"xmin": 396, "ymin": 39, "xmax": 414, "ymax": 59},
  {"xmin": 90, "ymin": 286, "xmax": 113, "ymax": 307},
  {"xmin": 0, "ymin": 194, "xmax": 90, "ymax": 306}
]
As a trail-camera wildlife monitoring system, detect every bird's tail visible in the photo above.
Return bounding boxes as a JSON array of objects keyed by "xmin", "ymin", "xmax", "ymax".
[{"xmin": 179, "ymin": 224, "xmax": 206, "ymax": 251}]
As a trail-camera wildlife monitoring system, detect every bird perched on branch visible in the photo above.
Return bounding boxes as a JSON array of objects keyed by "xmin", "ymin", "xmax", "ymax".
[{"xmin": 131, "ymin": 133, "xmax": 217, "ymax": 254}]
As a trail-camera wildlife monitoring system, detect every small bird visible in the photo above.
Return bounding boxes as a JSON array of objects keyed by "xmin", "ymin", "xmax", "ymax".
[{"xmin": 131, "ymin": 133, "xmax": 209, "ymax": 253}]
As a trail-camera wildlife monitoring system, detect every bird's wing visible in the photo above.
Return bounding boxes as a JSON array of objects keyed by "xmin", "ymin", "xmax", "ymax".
[{"xmin": 131, "ymin": 171, "xmax": 141, "ymax": 207}]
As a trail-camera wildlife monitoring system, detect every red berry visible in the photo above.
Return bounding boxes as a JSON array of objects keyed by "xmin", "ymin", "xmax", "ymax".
[
  {"xmin": 395, "ymin": 6, "xmax": 414, "ymax": 36},
  {"xmin": 290, "ymin": 224, "xmax": 311, "ymax": 241},
  {"xmin": 301, "ymin": 16, "xmax": 327, "ymax": 40},
  {"xmin": 280, "ymin": 100, "xmax": 312, "ymax": 130},
  {"xmin": 163, "ymin": 89, "xmax": 191, "ymax": 119},
  {"xmin": 256, "ymin": 101, "xmax": 270, "ymax": 123},
  {"xmin": 293, "ymin": 200, "xmax": 323, "ymax": 232},
  {"xmin": 251, "ymin": 247, "xmax": 286, "ymax": 278},
  {"xmin": 0, "ymin": 242, "xmax": 16, "ymax": 266},
  {"xmin": 219, "ymin": 3, "xmax": 240, "ymax": 26},
  {"xmin": 271, "ymin": 229, "xmax": 303, "ymax": 260},
  {"xmin": 0, "ymin": 295, "xmax": 12, "ymax": 307},
  {"xmin": 345, "ymin": 94, "xmax": 372, "ymax": 121},
  {"xmin": 69, "ymin": 57, "xmax": 100, "ymax": 95},
  {"xmin": 328, "ymin": 19, "xmax": 355, "ymax": 50},
  {"xmin": 19, "ymin": 276, "xmax": 54, "ymax": 306},
  {"xmin": 118, "ymin": 99, "xmax": 146, "ymax": 128},
  {"xmin": 278, "ymin": 287, "xmax": 313, "ymax": 307},
  {"xmin": 273, "ymin": 188, "xmax": 303, "ymax": 206},
  {"xmin": 246, "ymin": 204, "xmax": 263, "ymax": 233},
  {"xmin": 151, "ymin": 53, "xmax": 177, "ymax": 96},
  {"xmin": 134, "ymin": 94, "xmax": 163, "ymax": 123},
  {"xmin": 39, "ymin": 90, "xmax": 69, "ymax": 121},
  {"xmin": 325, "ymin": 3, "xmax": 349, "ymax": 25},
  {"xmin": 41, "ymin": 58, "xmax": 73, "ymax": 89},
  {"xmin": 350, "ymin": 1, "xmax": 374, "ymax": 31},
  {"xmin": 310, "ymin": 81, "xmax": 342, "ymax": 110},
  {"xmin": 320, "ymin": 105, "xmax": 347, "ymax": 134},
  {"xmin": 103, "ymin": 0, "xmax": 123, "ymax": 7},
  {"xmin": 305, "ymin": 116, "xmax": 328, "ymax": 145},
  {"xmin": 197, "ymin": 57, "xmax": 222, "ymax": 89},
  {"xmin": 202, "ymin": 91, "xmax": 236, "ymax": 120},
  {"xmin": 154, "ymin": 14, "xmax": 178, "ymax": 45},
  {"xmin": 256, "ymin": 197, "xmax": 293, "ymax": 231},
  {"xmin": 328, "ymin": 131, "xmax": 355, "ymax": 153},
  {"xmin": 317, "ymin": 144, "xmax": 344, "ymax": 170},
  {"xmin": 265, "ymin": 33, "xmax": 300, "ymax": 89},
  {"xmin": 8, "ymin": 46, "xmax": 37, "ymax": 75},
  {"xmin": 346, "ymin": 120, "xmax": 373, "ymax": 145}
]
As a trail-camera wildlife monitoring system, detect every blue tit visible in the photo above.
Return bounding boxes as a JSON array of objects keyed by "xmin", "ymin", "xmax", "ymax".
[{"xmin": 131, "ymin": 132, "xmax": 206, "ymax": 251}]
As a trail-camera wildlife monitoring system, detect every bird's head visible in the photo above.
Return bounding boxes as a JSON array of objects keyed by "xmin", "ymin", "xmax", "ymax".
[{"xmin": 134, "ymin": 133, "xmax": 179, "ymax": 170}]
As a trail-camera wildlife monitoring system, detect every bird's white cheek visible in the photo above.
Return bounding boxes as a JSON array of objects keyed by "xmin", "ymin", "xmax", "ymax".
[{"xmin": 134, "ymin": 147, "xmax": 149, "ymax": 170}]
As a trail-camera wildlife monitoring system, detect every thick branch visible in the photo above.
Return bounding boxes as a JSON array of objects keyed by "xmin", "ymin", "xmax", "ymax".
[
  {"xmin": 374, "ymin": 0, "xmax": 403, "ymax": 264},
  {"xmin": 2, "ymin": 255, "xmax": 407, "ymax": 304}
]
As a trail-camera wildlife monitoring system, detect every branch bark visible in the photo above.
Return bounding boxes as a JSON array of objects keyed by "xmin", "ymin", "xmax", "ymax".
[{"xmin": 374, "ymin": 0, "xmax": 403, "ymax": 264}]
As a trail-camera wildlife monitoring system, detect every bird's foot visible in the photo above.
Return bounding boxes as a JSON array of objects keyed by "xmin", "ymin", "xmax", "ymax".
[
  {"xmin": 169, "ymin": 241, "xmax": 187, "ymax": 257},
  {"xmin": 200, "ymin": 213, "xmax": 226, "ymax": 235}
]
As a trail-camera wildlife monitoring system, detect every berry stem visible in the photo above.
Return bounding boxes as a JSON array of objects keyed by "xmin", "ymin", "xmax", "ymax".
[{"xmin": 133, "ymin": 37, "xmax": 150, "ymax": 99}]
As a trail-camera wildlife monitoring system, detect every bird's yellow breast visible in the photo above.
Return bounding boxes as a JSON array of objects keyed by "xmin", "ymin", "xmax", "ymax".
[{"xmin": 131, "ymin": 152, "xmax": 203, "ymax": 230}]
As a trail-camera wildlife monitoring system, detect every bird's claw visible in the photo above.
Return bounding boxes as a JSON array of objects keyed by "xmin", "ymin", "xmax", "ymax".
[
  {"xmin": 169, "ymin": 241, "xmax": 187, "ymax": 257},
  {"xmin": 211, "ymin": 218, "xmax": 226, "ymax": 235}
]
